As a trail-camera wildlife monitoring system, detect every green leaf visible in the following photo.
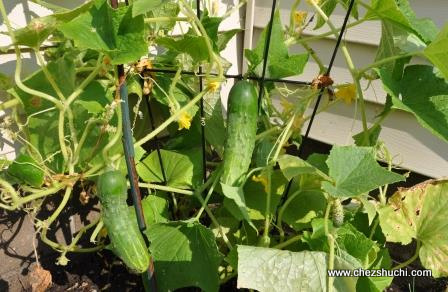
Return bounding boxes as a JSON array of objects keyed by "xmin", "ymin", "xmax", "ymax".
[
  {"xmin": 375, "ymin": 22, "xmax": 411, "ymax": 79},
  {"xmin": 145, "ymin": 221, "xmax": 222, "ymax": 292},
  {"xmin": 281, "ymin": 189, "xmax": 327, "ymax": 230},
  {"xmin": 424, "ymin": 23, "xmax": 448, "ymax": 81},
  {"xmin": 314, "ymin": 0, "xmax": 337, "ymax": 30},
  {"xmin": 322, "ymin": 146, "xmax": 404, "ymax": 198},
  {"xmin": 203, "ymin": 91, "xmax": 225, "ymax": 157},
  {"xmin": 217, "ymin": 29, "xmax": 241, "ymax": 52},
  {"xmin": 336, "ymin": 223, "xmax": 379, "ymax": 268},
  {"xmin": 395, "ymin": 0, "xmax": 438, "ymax": 43},
  {"xmin": 366, "ymin": 0, "xmax": 438, "ymax": 44},
  {"xmin": 13, "ymin": 1, "xmax": 93, "ymax": 47},
  {"xmin": 74, "ymin": 80, "xmax": 111, "ymax": 114},
  {"xmin": 7, "ymin": 154, "xmax": 44, "ymax": 187},
  {"xmin": 378, "ymin": 65, "xmax": 448, "ymax": 143},
  {"xmin": 378, "ymin": 179, "xmax": 448, "ymax": 277},
  {"xmin": 132, "ymin": 0, "xmax": 163, "ymax": 17},
  {"xmin": 137, "ymin": 148, "xmax": 202, "ymax": 189},
  {"xmin": 302, "ymin": 218, "xmax": 333, "ymax": 251},
  {"xmin": 244, "ymin": 170, "xmax": 287, "ymax": 220},
  {"xmin": 129, "ymin": 193, "xmax": 169, "ymax": 225},
  {"xmin": 237, "ymin": 246, "xmax": 358, "ymax": 292},
  {"xmin": 145, "ymin": 1, "xmax": 180, "ymax": 31},
  {"xmin": 356, "ymin": 249, "xmax": 393, "ymax": 292},
  {"xmin": 156, "ymin": 35, "xmax": 209, "ymax": 63},
  {"xmin": 59, "ymin": 0, "xmax": 147, "ymax": 64},
  {"xmin": 221, "ymin": 183, "xmax": 255, "ymax": 229},
  {"xmin": 306, "ymin": 153, "xmax": 329, "ymax": 174},
  {"xmin": 278, "ymin": 154, "xmax": 330, "ymax": 181},
  {"xmin": 352, "ymin": 125, "xmax": 382, "ymax": 147},
  {"xmin": 245, "ymin": 9, "xmax": 308, "ymax": 79}
]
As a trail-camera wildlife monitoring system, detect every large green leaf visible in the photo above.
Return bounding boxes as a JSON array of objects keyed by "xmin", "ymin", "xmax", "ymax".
[
  {"xmin": 237, "ymin": 246, "xmax": 358, "ymax": 292},
  {"xmin": 244, "ymin": 10, "xmax": 308, "ymax": 79},
  {"xmin": 59, "ymin": 0, "xmax": 147, "ymax": 64},
  {"xmin": 424, "ymin": 23, "xmax": 448, "ymax": 81},
  {"xmin": 145, "ymin": 1, "xmax": 179, "ymax": 31},
  {"xmin": 322, "ymin": 146, "xmax": 404, "ymax": 198},
  {"xmin": 378, "ymin": 179, "xmax": 448, "ymax": 277},
  {"xmin": 145, "ymin": 221, "xmax": 222, "ymax": 292},
  {"xmin": 136, "ymin": 148, "xmax": 203, "ymax": 189},
  {"xmin": 378, "ymin": 65, "xmax": 448, "ymax": 143}
]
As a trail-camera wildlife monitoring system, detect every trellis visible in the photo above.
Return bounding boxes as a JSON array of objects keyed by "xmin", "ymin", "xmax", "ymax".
[{"xmin": 114, "ymin": 0, "xmax": 356, "ymax": 290}]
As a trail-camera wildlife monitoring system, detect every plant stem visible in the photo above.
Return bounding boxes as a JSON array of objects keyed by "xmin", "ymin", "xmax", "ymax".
[
  {"xmin": 136, "ymin": 89, "xmax": 209, "ymax": 147},
  {"xmin": 138, "ymin": 182, "xmax": 193, "ymax": 195},
  {"xmin": 357, "ymin": 51, "xmax": 422, "ymax": 77},
  {"xmin": 195, "ymin": 168, "xmax": 223, "ymax": 220},
  {"xmin": 392, "ymin": 240, "xmax": 421, "ymax": 270},
  {"xmin": 40, "ymin": 186, "xmax": 73, "ymax": 250},
  {"xmin": 261, "ymin": 167, "xmax": 273, "ymax": 244},
  {"xmin": 327, "ymin": 233, "xmax": 335, "ymax": 292},
  {"xmin": 273, "ymin": 234, "xmax": 301, "ymax": 249},
  {"xmin": 310, "ymin": 1, "xmax": 369, "ymax": 144},
  {"xmin": 290, "ymin": 18, "xmax": 366, "ymax": 45},
  {"xmin": 58, "ymin": 110, "xmax": 69, "ymax": 165},
  {"xmin": 102, "ymin": 101, "xmax": 123, "ymax": 163},
  {"xmin": 277, "ymin": 190, "xmax": 301, "ymax": 241}
]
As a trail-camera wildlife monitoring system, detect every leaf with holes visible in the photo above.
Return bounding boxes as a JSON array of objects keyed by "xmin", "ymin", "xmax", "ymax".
[{"xmin": 378, "ymin": 179, "xmax": 448, "ymax": 277}]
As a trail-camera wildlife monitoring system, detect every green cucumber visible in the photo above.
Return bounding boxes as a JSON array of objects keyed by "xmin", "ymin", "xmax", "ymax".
[
  {"xmin": 221, "ymin": 80, "xmax": 258, "ymax": 186},
  {"xmin": 97, "ymin": 170, "xmax": 149, "ymax": 273}
]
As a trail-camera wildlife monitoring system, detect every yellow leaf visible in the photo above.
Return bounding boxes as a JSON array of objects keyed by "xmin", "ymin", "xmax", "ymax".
[
  {"xmin": 178, "ymin": 111, "xmax": 192, "ymax": 130},
  {"xmin": 335, "ymin": 84, "xmax": 357, "ymax": 104},
  {"xmin": 252, "ymin": 174, "xmax": 269, "ymax": 193}
]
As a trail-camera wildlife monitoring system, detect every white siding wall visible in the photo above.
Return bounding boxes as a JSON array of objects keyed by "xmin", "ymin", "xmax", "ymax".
[{"xmin": 1, "ymin": 0, "xmax": 447, "ymax": 177}]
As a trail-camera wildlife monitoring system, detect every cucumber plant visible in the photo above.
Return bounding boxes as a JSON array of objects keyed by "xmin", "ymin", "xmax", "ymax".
[{"xmin": 1, "ymin": 0, "xmax": 448, "ymax": 291}]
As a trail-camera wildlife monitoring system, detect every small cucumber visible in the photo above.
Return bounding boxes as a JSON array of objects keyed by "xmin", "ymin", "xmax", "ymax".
[
  {"xmin": 97, "ymin": 170, "xmax": 149, "ymax": 273},
  {"xmin": 221, "ymin": 80, "xmax": 258, "ymax": 186}
]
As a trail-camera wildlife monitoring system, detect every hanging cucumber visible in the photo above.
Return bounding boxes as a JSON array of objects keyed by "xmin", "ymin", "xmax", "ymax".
[
  {"xmin": 221, "ymin": 80, "xmax": 258, "ymax": 186},
  {"xmin": 97, "ymin": 170, "xmax": 150, "ymax": 273}
]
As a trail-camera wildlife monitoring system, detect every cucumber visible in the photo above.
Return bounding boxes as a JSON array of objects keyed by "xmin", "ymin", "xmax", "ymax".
[
  {"xmin": 221, "ymin": 80, "xmax": 258, "ymax": 186},
  {"xmin": 97, "ymin": 170, "xmax": 150, "ymax": 273},
  {"xmin": 331, "ymin": 198, "xmax": 344, "ymax": 227}
]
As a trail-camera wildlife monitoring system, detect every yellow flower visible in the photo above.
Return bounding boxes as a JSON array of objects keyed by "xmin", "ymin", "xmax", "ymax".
[
  {"xmin": 178, "ymin": 111, "xmax": 192, "ymax": 130},
  {"xmin": 207, "ymin": 80, "xmax": 221, "ymax": 92},
  {"xmin": 294, "ymin": 11, "xmax": 308, "ymax": 27},
  {"xmin": 335, "ymin": 84, "xmax": 357, "ymax": 104},
  {"xmin": 252, "ymin": 174, "xmax": 269, "ymax": 193}
]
